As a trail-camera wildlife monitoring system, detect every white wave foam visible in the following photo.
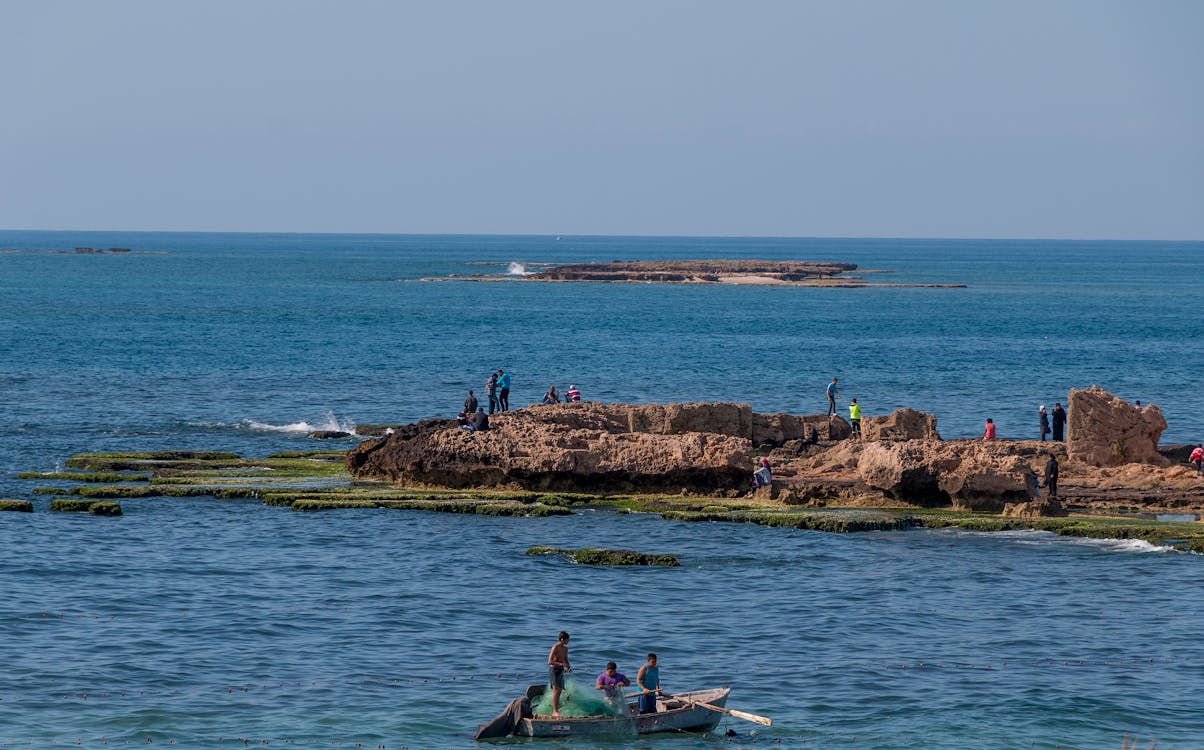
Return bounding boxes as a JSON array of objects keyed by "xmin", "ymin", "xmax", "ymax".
[
  {"xmin": 506, "ymin": 261, "xmax": 529, "ymax": 276},
  {"xmin": 1067, "ymin": 536, "xmax": 1175, "ymax": 554},
  {"xmin": 186, "ymin": 411, "xmax": 357, "ymax": 434},
  {"xmin": 936, "ymin": 527, "xmax": 1177, "ymax": 554}
]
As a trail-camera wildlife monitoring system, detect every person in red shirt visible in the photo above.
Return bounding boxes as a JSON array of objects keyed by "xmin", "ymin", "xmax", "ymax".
[
  {"xmin": 1190, "ymin": 444, "xmax": 1203, "ymax": 476},
  {"xmin": 983, "ymin": 418, "xmax": 997, "ymax": 440}
]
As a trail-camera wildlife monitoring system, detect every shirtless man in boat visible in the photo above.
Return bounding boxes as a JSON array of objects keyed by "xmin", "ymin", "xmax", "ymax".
[{"xmin": 547, "ymin": 631, "xmax": 572, "ymax": 718}]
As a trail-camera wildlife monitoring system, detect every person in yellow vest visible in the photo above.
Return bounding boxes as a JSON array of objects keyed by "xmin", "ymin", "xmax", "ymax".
[{"xmin": 849, "ymin": 398, "xmax": 862, "ymax": 438}]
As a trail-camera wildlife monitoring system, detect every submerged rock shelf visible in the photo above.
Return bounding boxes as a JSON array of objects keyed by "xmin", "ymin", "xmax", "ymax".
[{"xmin": 10, "ymin": 389, "xmax": 1204, "ymax": 555}]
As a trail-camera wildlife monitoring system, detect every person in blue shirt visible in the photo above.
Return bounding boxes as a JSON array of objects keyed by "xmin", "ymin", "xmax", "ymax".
[
  {"xmin": 497, "ymin": 370, "xmax": 511, "ymax": 411},
  {"xmin": 635, "ymin": 653, "xmax": 660, "ymax": 714},
  {"xmin": 826, "ymin": 377, "xmax": 841, "ymax": 417}
]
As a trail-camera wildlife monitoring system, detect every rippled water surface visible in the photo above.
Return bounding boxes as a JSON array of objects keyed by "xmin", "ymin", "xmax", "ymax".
[
  {"xmin": 3, "ymin": 506, "xmax": 1203, "ymax": 748},
  {"xmin": 2, "ymin": 232, "xmax": 1203, "ymax": 748}
]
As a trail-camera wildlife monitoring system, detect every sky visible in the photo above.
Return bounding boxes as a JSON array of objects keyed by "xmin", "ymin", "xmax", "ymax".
[{"xmin": 2, "ymin": 1, "xmax": 1201, "ymax": 239}]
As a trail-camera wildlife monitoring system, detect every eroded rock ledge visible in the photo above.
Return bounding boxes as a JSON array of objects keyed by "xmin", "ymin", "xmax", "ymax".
[{"xmin": 346, "ymin": 390, "xmax": 1204, "ymax": 514}]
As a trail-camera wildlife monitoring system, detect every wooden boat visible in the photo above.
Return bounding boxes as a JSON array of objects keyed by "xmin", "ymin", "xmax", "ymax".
[{"xmin": 515, "ymin": 685, "xmax": 731, "ymax": 737}]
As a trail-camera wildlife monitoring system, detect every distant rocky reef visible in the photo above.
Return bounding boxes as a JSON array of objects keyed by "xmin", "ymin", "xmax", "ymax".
[
  {"xmin": 421, "ymin": 259, "xmax": 965, "ymax": 288},
  {"xmin": 0, "ymin": 247, "xmax": 167, "ymax": 255}
]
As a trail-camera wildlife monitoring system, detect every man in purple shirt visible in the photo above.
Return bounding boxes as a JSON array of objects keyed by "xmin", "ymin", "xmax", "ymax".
[{"xmin": 595, "ymin": 661, "xmax": 630, "ymax": 699}]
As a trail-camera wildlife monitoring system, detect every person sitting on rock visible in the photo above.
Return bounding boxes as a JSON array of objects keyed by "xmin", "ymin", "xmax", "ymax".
[
  {"xmin": 752, "ymin": 457, "xmax": 772, "ymax": 488},
  {"xmin": 541, "ymin": 386, "xmax": 560, "ymax": 405},
  {"xmin": 471, "ymin": 407, "xmax": 490, "ymax": 432},
  {"xmin": 983, "ymin": 418, "xmax": 997, "ymax": 440},
  {"xmin": 802, "ymin": 424, "xmax": 819, "ymax": 446},
  {"xmin": 457, "ymin": 411, "xmax": 473, "ymax": 429},
  {"xmin": 566, "ymin": 385, "xmax": 581, "ymax": 402}
]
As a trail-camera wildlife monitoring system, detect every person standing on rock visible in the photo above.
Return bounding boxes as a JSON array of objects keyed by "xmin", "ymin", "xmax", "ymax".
[
  {"xmin": 983, "ymin": 418, "xmax": 997, "ymax": 440},
  {"xmin": 1043, "ymin": 454, "xmax": 1059, "ymax": 498},
  {"xmin": 1039, "ymin": 405, "xmax": 1050, "ymax": 442},
  {"xmin": 826, "ymin": 378, "xmax": 840, "ymax": 417},
  {"xmin": 1190, "ymin": 444, "xmax": 1203, "ymax": 476},
  {"xmin": 1052, "ymin": 403, "xmax": 1067, "ymax": 442},
  {"xmin": 486, "ymin": 372, "xmax": 499, "ymax": 414},
  {"xmin": 464, "ymin": 390, "xmax": 479, "ymax": 415},
  {"xmin": 848, "ymin": 398, "xmax": 862, "ymax": 438},
  {"xmin": 497, "ymin": 369, "xmax": 511, "ymax": 412}
]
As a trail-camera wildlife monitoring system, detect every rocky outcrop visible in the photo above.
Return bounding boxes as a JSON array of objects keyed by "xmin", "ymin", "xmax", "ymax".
[
  {"xmin": 347, "ymin": 402, "xmax": 771, "ymax": 492},
  {"xmin": 1067, "ymin": 387, "xmax": 1167, "ymax": 467},
  {"xmin": 860, "ymin": 408, "xmax": 940, "ymax": 441},
  {"xmin": 855, "ymin": 440, "xmax": 1038, "ymax": 510},
  {"xmin": 1002, "ymin": 499, "xmax": 1068, "ymax": 518},
  {"xmin": 308, "ymin": 430, "xmax": 353, "ymax": 439}
]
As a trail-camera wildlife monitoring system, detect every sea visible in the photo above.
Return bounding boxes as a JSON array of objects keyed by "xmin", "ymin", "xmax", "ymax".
[{"xmin": 1, "ymin": 231, "xmax": 1202, "ymax": 749}]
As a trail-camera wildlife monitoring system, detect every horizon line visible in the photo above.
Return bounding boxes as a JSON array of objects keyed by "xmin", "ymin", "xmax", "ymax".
[{"xmin": 2, "ymin": 227, "xmax": 1202, "ymax": 243}]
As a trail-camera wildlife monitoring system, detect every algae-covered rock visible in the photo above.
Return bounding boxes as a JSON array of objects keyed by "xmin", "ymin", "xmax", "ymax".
[
  {"xmin": 526, "ymin": 546, "xmax": 679, "ymax": 566},
  {"xmin": 89, "ymin": 502, "xmax": 123, "ymax": 516},
  {"xmin": 0, "ymin": 499, "xmax": 34, "ymax": 512},
  {"xmin": 50, "ymin": 498, "xmax": 98, "ymax": 512},
  {"xmin": 18, "ymin": 471, "xmax": 149, "ymax": 483}
]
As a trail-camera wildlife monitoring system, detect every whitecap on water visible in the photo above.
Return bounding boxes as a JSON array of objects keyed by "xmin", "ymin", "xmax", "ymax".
[
  {"xmin": 932, "ymin": 527, "xmax": 1177, "ymax": 554},
  {"xmin": 188, "ymin": 411, "xmax": 357, "ymax": 434},
  {"xmin": 506, "ymin": 261, "xmax": 529, "ymax": 275}
]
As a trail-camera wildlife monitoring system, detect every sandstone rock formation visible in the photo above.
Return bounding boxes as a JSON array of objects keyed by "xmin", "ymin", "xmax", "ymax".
[
  {"xmin": 1002, "ymin": 499, "xmax": 1068, "ymax": 518},
  {"xmin": 347, "ymin": 402, "xmax": 773, "ymax": 492},
  {"xmin": 860, "ymin": 408, "xmax": 940, "ymax": 441},
  {"xmin": 855, "ymin": 440, "xmax": 1037, "ymax": 510},
  {"xmin": 1067, "ymin": 386, "xmax": 1167, "ymax": 467}
]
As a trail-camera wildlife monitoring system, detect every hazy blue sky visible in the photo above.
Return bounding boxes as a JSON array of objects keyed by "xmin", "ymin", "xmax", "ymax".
[{"xmin": 3, "ymin": 1, "xmax": 1201, "ymax": 238}]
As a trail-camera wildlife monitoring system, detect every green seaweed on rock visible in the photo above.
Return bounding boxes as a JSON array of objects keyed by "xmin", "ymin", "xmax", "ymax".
[
  {"xmin": 18, "ymin": 471, "xmax": 149, "ymax": 483},
  {"xmin": 0, "ymin": 499, "xmax": 34, "ymax": 512}
]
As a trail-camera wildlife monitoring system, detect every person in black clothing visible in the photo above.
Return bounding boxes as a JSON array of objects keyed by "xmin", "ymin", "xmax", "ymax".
[
  {"xmin": 1039, "ymin": 405, "xmax": 1050, "ymax": 442},
  {"xmin": 464, "ymin": 390, "xmax": 479, "ymax": 415},
  {"xmin": 1051, "ymin": 403, "xmax": 1066, "ymax": 441},
  {"xmin": 1043, "ymin": 455, "xmax": 1059, "ymax": 498},
  {"xmin": 472, "ymin": 407, "xmax": 489, "ymax": 432}
]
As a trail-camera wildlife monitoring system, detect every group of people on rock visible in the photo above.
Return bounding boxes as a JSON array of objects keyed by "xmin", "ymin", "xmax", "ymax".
[
  {"xmin": 457, "ymin": 389, "xmax": 490, "ymax": 432},
  {"xmin": 459, "ymin": 371, "xmax": 588, "ymax": 429},
  {"xmin": 541, "ymin": 384, "xmax": 582, "ymax": 404},
  {"xmin": 982, "ymin": 403, "xmax": 1068, "ymax": 442},
  {"xmin": 546, "ymin": 631, "xmax": 662, "ymax": 719},
  {"xmin": 485, "ymin": 370, "xmax": 511, "ymax": 413}
]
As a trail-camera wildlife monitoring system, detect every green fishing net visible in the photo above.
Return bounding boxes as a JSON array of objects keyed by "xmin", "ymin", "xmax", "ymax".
[{"xmin": 532, "ymin": 675, "xmax": 626, "ymax": 718}]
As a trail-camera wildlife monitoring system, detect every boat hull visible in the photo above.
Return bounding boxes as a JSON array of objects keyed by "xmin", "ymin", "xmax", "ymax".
[{"xmin": 517, "ymin": 687, "xmax": 730, "ymax": 737}]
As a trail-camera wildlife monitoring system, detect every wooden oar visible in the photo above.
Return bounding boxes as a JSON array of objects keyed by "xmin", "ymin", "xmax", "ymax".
[{"xmin": 670, "ymin": 694, "xmax": 772, "ymax": 726}]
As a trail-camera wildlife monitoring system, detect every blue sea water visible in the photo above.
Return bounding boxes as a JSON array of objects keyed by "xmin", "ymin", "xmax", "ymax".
[{"xmin": 1, "ymin": 231, "xmax": 1203, "ymax": 749}]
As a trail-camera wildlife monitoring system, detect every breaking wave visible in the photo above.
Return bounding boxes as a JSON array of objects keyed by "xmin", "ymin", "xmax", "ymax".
[{"xmin": 186, "ymin": 411, "xmax": 357, "ymax": 435}]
